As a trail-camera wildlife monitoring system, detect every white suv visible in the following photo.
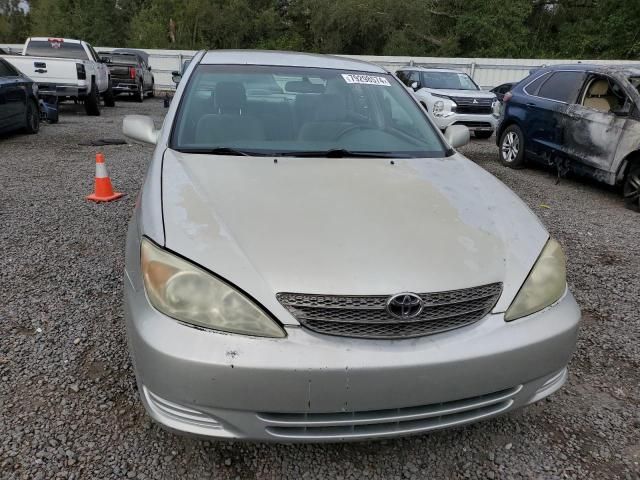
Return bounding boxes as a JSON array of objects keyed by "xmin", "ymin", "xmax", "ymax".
[{"xmin": 396, "ymin": 67, "xmax": 500, "ymax": 139}]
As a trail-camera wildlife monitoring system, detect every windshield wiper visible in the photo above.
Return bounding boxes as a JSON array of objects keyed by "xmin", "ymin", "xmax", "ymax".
[
  {"xmin": 175, "ymin": 147, "xmax": 257, "ymax": 156},
  {"xmin": 276, "ymin": 149, "xmax": 410, "ymax": 158}
]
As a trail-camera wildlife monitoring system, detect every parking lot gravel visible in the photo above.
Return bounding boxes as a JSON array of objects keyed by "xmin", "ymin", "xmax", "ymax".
[{"xmin": 1, "ymin": 98, "xmax": 639, "ymax": 480}]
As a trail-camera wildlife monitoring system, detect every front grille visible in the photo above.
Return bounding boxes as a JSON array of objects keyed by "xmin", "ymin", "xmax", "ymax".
[
  {"xmin": 258, "ymin": 385, "xmax": 521, "ymax": 440},
  {"xmin": 450, "ymin": 96, "xmax": 493, "ymax": 115},
  {"xmin": 276, "ymin": 283, "xmax": 502, "ymax": 339},
  {"xmin": 453, "ymin": 121, "xmax": 493, "ymax": 128},
  {"xmin": 455, "ymin": 105, "xmax": 493, "ymax": 114}
]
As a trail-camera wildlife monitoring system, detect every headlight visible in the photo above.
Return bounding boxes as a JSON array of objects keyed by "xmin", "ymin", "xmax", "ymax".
[
  {"xmin": 433, "ymin": 100, "xmax": 445, "ymax": 116},
  {"xmin": 504, "ymin": 238, "xmax": 567, "ymax": 321},
  {"xmin": 140, "ymin": 238, "xmax": 286, "ymax": 338},
  {"xmin": 492, "ymin": 99, "xmax": 501, "ymax": 117}
]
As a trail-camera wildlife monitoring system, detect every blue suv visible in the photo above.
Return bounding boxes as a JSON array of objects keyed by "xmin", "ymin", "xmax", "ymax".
[{"xmin": 496, "ymin": 64, "xmax": 640, "ymax": 211}]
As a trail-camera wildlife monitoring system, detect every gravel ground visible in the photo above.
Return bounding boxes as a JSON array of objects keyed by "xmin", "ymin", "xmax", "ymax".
[{"xmin": 1, "ymin": 98, "xmax": 639, "ymax": 480}]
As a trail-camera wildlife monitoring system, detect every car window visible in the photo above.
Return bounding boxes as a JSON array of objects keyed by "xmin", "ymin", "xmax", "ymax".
[
  {"xmin": 421, "ymin": 71, "xmax": 479, "ymax": 91},
  {"xmin": 107, "ymin": 54, "xmax": 139, "ymax": 65},
  {"xmin": 581, "ymin": 76, "xmax": 629, "ymax": 113},
  {"xmin": 408, "ymin": 71, "xmax": 421, "ymax": 85},
  {"xmin": 87, "ymin": 45, "xmax": 101, "ymax": 62},
  {"xmin": 172, "ymin": 65, "xmax": 446, "ymax": 158},
  {"xmin": 395, "ymin": 70, "xmax": 407, "ymax": 84},
  {"xmin": 25, "ymin": 40, "xmax": 89, "ymax": 60},
  {"xmin": 523, "ymin": 72, "xmax": 551, "ymax": 95},
  {"xmin": 536, "ymin": 71, "xmax": 585, "ymax": 103},
  {"xmin": 629, "ymin": 76, "xmax": 640, "ymax": 94},
  {"xmin": 0, "ymin": 59, "xmax": 19, "ymax": 77}
]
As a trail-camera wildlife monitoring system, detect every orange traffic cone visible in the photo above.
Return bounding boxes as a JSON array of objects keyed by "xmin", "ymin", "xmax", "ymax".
[{"xmin": 87, "ymin": 153, "xmax": 123, "ymax": 202}]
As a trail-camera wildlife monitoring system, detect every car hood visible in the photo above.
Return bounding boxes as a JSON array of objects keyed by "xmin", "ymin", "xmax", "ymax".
[
  {"xmin": 423, "ymin": 88, "xmax": 496, "ymax": 99},
  {"xmin": 160, "ymin": 149, "xmax": 548, "ymax": 323}
]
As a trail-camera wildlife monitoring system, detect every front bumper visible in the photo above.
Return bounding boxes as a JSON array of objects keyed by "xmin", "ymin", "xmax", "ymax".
[
  {"xmin": 433, "ymin": 112, "xmax": 499, "ymax": 132},
  {"xmin": 124, "ymin": 268, "xmax": 580, "ymax": 443}
]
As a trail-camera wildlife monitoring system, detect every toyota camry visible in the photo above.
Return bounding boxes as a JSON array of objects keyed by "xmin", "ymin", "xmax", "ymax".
[{"xmin": 122, "ymin": 50, "xmax": 581, "ymax": 442}]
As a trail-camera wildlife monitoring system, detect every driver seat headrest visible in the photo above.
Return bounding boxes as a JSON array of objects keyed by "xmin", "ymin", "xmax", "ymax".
[{"xmin": 215, "ymin": 82, "xmax": 247, "ymax": 114}]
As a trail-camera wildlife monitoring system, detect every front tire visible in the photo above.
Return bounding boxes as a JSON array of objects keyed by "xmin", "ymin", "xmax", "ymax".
[
  {"xmin": 24, "ymin": 99, "xmax": 40, "ymax": 134},
  {"xmin": 148, "ymin": 80, "xmax": 155, "ymax": 98},
  {"xmin": 623, "ymin": 164, "xmax": 640, "ymax": 212},
  {"xmin": 499, "ymin": 124, "xmax": 525, "ymax": 168},
  {"xmin": 84, "ymin": 82, "xmax": 101, "ymax": 116},
  {"xmin": 136, "ymin": 81, "xmax": 144, "ymax": 103},
  {"xmin": 104, "ymin": 80, "xmax": 116, "ymax": 107}
]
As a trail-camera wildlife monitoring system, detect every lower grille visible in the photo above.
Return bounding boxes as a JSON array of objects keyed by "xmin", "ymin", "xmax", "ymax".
[
  {"xmin": 277, "ymin": 283, "xmax": 502, "ymax": 339},
  {"xmin": 455, "ymin": 106, "xmax": 493, "ymax": 115},
  {"xmin": 259, "ymin": 385, "xmax": 521, "ymax": 440},
  {"xmin": 453, "ymin": 121, "xmax": 493, "ymax": 128}
]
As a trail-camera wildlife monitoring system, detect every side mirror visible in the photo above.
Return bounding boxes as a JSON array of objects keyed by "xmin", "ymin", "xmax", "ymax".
[
  {"xmin": 123, "ymin": 115, "xmax": 158, "ymax": 145},
  {"xmin": 148, "ymin": 66, "xmax": 152, "ymax": 72},
  {"xmin": 444, "ymin": 125, "xmax": 470, "ymax": 149},
  {"xmin": 411, "ymin": 81, "xmax": 420, "ymax": 91},
  {"xmin": 171, "ymin": 71, "xmax": 182, "ymax": 85},
  {"xmin": 612, "ymin": 102, "xmax": 632, "ymax": 117}
]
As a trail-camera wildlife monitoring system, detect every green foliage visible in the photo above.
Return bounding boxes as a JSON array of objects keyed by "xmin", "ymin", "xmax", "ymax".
[{"xmin": 0, "ymin": 0, "xmax": 638, "ymax": 59}]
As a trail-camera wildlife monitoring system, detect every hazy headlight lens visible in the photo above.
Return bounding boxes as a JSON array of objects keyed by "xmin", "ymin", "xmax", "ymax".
[
  {"xmin": 492, "ymin": 99, "xmax": 501, "ymax": 117},
  {"xmin": 504, "ymin": 238, "xmax": 567, "ymax": 321},
  {"xmin": 141, "ymin": 238, "xmax": 285, "ymax": 337},
  {"xmin": 433, "ymin": 100, "xmax": 445, "ymax": 116}
]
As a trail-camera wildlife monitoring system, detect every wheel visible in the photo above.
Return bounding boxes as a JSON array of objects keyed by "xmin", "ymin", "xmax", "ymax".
[
  {"xmin": 103, "ymin": 79, "xmax": 116, "ymax": 107},
  {"xmin": 623, "ymin": 163, "xmax": 640, "ymax": 212},
  {"xmin": 474, "ymin": 131, "xmax": 493, "ymax": 140},
  {"xmin": 24, "ymin": 99, "xmax": 40, "ymax": 134},
  {"xmin": 499, "ymin": 124, "xmax": 525, "ymax": 168},
  {"xmin": 46, "ymin": 97, "xmax": 59, "ymax": 124},
  {"xmin": 148, "ymin": 80, "xmax": 155, "ymax": 97},
  {"xmin": 84, "ymin": 82, "xmax": 101, "ymax": 116},
  {"xmin": 136, "ymin": 81, "xmax": 144, "ymax": 102}
]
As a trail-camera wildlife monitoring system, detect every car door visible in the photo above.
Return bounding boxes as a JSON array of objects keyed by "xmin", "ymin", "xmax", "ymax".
[
  {"xmin": 87, "ymin": 43, "xmax": 108, "ymax": 91},
  {"xmin": 521, "ymin": 70, "xmax": 586, "ymax": 160},
  {"xmin": 562, "ymin": 74, "xmax": 629, "ymax": 176},
  {"xmin": 141, "ymin": 58, "xmax": 153, "ymax": 86},
  {"xmin": 0, "ymin": 59, "xmax": 26, "ymax": 127}
]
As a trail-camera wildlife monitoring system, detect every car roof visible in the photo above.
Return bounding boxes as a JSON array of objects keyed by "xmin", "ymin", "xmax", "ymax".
[
  {"xmin": 200, "ymin": 50, "xmax": 387, "ymax": 73},
  {"xmin": 113, "ymin": 48, "xmax": 149, "ymax": 62},
  {"xmin": 539, "ymin": 63, "xmax": 640, "ymax": 76},
  {"xmin": 397, "ymin": 66, "xmax": 464, "ymax": 74}
]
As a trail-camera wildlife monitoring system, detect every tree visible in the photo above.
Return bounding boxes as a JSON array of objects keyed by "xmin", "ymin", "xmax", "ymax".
[{"xmin": 0, "ymin": 0, "xmax": 30, "ymax": 43}]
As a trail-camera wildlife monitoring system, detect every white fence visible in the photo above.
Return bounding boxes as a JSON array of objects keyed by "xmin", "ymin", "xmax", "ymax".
[{"xmin": 3, "ymin": 43, "xmax": 640, "ymax": 91}]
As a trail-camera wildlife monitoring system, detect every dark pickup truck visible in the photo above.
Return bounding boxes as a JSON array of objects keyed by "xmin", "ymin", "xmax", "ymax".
[{"xmin": 100, "ymin": 52, "xmax": 154, "ymax": 102}]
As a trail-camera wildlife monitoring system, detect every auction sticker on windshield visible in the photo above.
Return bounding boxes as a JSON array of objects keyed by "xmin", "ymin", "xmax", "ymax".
[{"xmin": 342, "ymin": 74, "xmax": 391, "ymax": 86}]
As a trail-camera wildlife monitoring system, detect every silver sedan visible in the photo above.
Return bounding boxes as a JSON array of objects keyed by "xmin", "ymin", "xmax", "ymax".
[{"xmin": 122, "ymin": 50, "xmax": 580, "ymax": 442}]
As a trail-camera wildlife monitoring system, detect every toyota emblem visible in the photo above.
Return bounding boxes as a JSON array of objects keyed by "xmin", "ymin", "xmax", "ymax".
[{"xmin": 386, "ymin": 293, "xmax": 423, "ymax": 319}]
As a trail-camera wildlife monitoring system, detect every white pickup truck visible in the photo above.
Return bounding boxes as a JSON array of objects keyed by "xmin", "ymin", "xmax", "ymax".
[{"xmin": 0, "ymin": 37, "xmax": 115, "ymax": 116}]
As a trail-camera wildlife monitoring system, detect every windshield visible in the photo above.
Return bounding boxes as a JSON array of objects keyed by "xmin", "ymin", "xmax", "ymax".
[
  {"xmin": 171, "ymin": 65, "xmax": 446, "ymax": 157},
  {"xmin": 25, "ymin": 40, "xmax": 88, "ymax": 60},
  {"xmin": 629, "ymin": 77, "xmax": 640, "ymax": 94},
  {"xmin": 107, "ymin": 54, "xmax": 138, "ymax": 65},
  {"xmin": 421, "ymin": 72, "xmax": 479, "ymax": 91}
]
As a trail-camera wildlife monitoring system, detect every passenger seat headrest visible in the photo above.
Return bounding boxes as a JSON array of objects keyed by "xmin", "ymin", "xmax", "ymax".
[
  {"xmin": 215, "ymin": 82, "xmax": 247, "ymax": 114},
  {"xmin": 589, "ymin": 79, "xmax": 610, "ymax": 96}
]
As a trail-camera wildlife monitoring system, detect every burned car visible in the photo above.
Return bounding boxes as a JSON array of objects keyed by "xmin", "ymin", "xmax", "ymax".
[{"xmin": 497, "ymin": 64, "xmax": 640, "ymax": 211}]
